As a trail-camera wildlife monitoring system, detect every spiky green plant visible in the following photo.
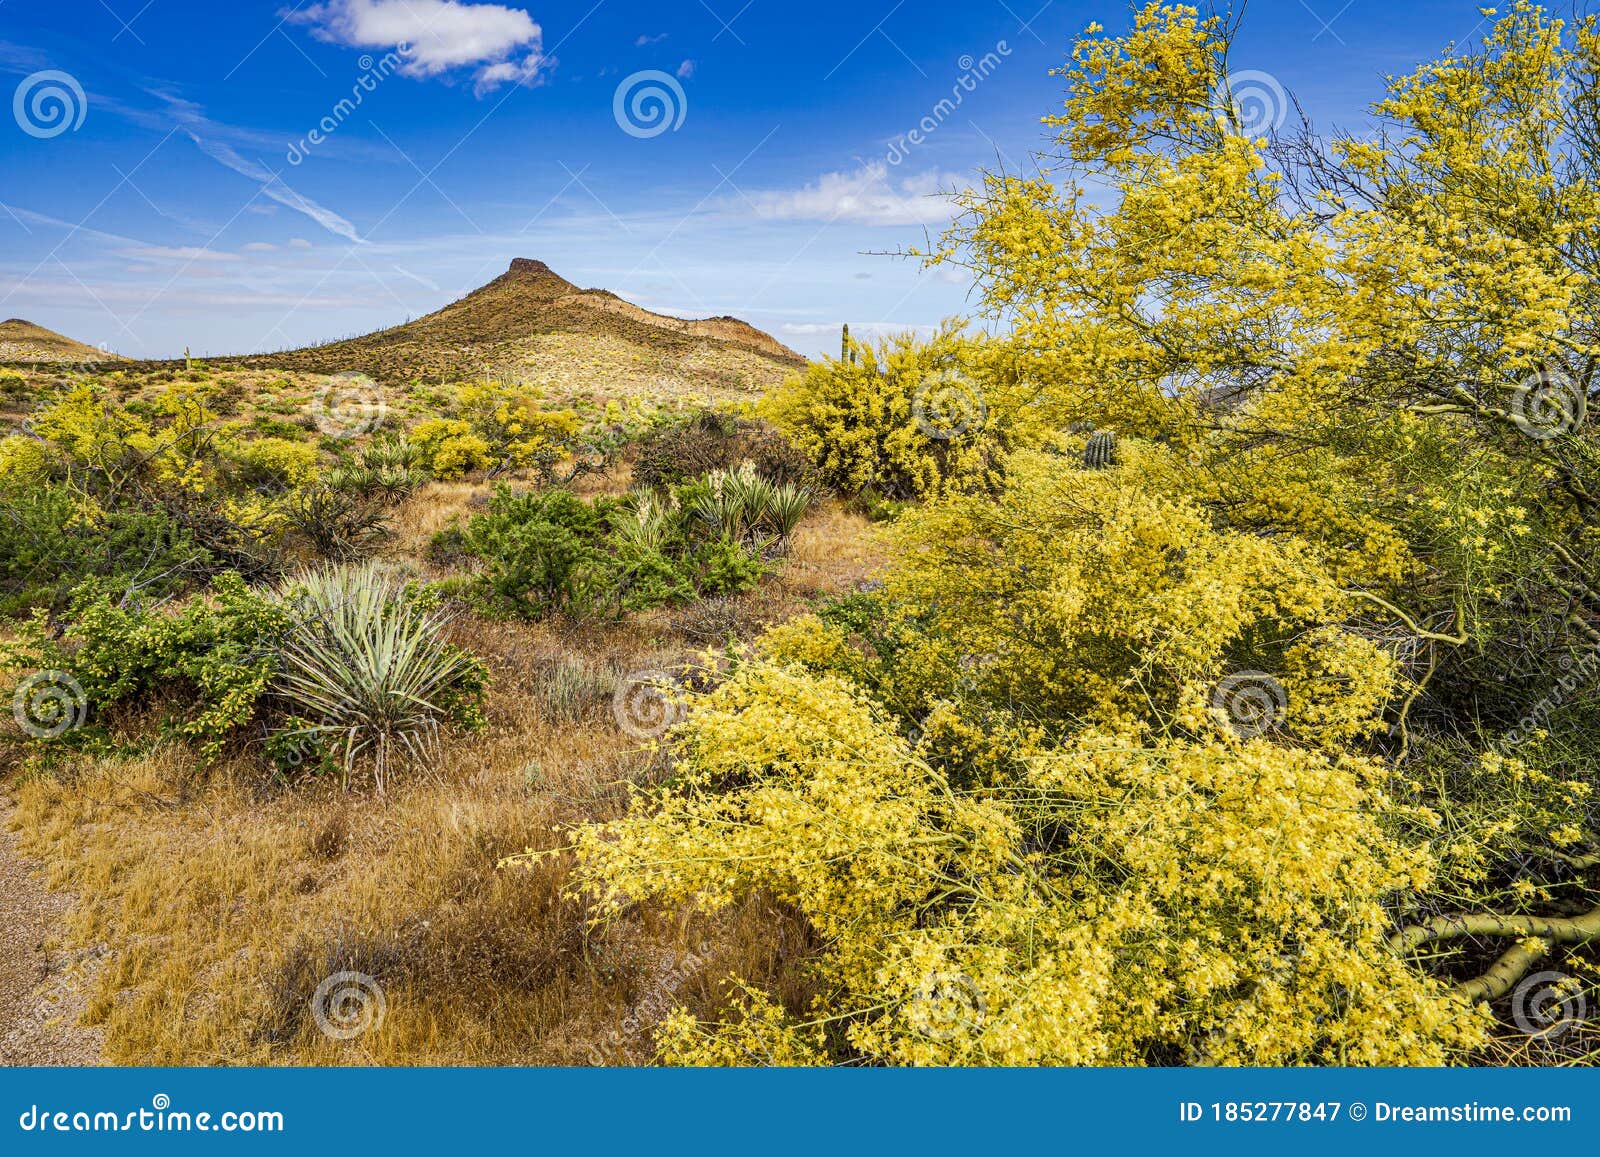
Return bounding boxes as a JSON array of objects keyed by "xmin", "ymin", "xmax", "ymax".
[
  {"xmin": 613, "ymin": 489, "xmax": 676, "ymax": 554},
  {"xmin": 763, "ymin": 482, "xmax": 814, "ymax": 544},
  {"xmin": 272, "ymin": 564, "xmax": 487, "ymax": 791},
  {"xmin": 361, "ymin": 436, "xmax": 425, "ymax": 473},
  {"xmin": 693, "ymin": 464, "xmax": 813, "ymax": 550},
  {"xmin": 284, "ymin": 486, "xmax": 390, "ymax": 561}
]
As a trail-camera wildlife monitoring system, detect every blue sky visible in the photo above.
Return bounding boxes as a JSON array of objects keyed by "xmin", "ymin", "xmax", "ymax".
[{"xmin": 0, "ymin": 0, "xmax": 1512, "ymax": 360}]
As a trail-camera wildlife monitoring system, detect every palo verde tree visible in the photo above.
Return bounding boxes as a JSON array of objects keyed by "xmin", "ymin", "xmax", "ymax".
[{"xmin": 553, "ymin": 3, "xmax": 1600, "ymax": 1064}]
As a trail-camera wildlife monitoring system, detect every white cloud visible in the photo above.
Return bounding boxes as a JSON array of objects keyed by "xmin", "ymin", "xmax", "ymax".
[
  {"xmin": 119, "ymin": 246, "xmax": 235, "ymax": 262},
  {"xmin": 243, "ymin": 241, "xmax": 277, "ymax": 251},
  {"xmin": 742, "ymin": 163, "xmax": 956, "ymax": 226},
  {"xmin": 635, "ymin": 32, "xmax": 667, "ymax": 46},
  {"xmin": 289, "ymin": 238, "xmax": 314, "ymax": 250},
  {"xmin": 782, "ymin": 320, "xmax": 938, "ymax": 339},
  {"xmin": 290, "ymin": 0, "xmax": 549, "ymax": 92},
  {"xmin": 187, "ymin": 134, "xmax": 364, "ymax": 244},
  {"xmin": 676, "ymin": 59, "xmax": 695, "ymax": 79}
]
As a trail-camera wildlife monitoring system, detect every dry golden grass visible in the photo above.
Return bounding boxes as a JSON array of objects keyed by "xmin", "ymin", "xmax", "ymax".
[{"xmin": 3, "ymin": 502, "xmax": 880, "ymax": 1066}]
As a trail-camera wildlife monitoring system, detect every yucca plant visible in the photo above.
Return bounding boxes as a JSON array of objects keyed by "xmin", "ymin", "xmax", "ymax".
[
  {"xmin": 693, "ymin": 464, "xmax": 813, "ymax": 552},
  {"xmin": 271, "ymin": 564, "xmax": 487, "ymax": 792},
  {"xmin": 762, "ymin": 482, "xmax": 814, "ymax": 548},
  {"xmin": 693, "ymin": 462, "xmax": 772, "ymax": 542},
  {"xmin": 613, "ymin": 489, "xmax": 677, "ymax": 554},
  {"xmin": 361, "ymin": 436, "xmax": 425, "ymax": 473}
]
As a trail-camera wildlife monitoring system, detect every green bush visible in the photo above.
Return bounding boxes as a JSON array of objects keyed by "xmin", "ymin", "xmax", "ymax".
[
  {"xmin": 4, "ymin": 573, "xmax": 289, "ymax": 759},
  {"xmin": 460, "ymin": 486, "xmax": 618, "ymax": 618},
  {"xmin": 632, "ymin": 411, "xmax": 816, "ymax": 491},
  {"xmin": 0, "ymin": 486, "xmax": 217, "ymax": 617},
  {"xmin": 449, "ymin": 472, "xmax": 804, "ymax": 622}
]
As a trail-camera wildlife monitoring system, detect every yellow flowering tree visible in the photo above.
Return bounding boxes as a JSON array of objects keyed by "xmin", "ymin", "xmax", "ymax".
[{"xmin": 556, "ymin": 4, "xmax": 1600, "ymax": 1064}]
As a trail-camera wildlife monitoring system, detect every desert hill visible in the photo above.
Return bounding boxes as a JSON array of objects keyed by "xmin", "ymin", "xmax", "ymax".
[
  {"xmin": 0, "ymin": 319, "xmax": 124, "ymax": 365},
  {"xmin": 235, "ymin": 258, "xmax": 806, "ymax": 397}
]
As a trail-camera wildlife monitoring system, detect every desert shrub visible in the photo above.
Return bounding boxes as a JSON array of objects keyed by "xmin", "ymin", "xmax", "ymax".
[
  {"xmin": 452, "ymin": 470, "xmax": 806, "ymax": 622},
  {"xmin": 410, "ymin": 381, "xmax": 584, "ymax": 480},
  {"xmin": 271, "ymin": 564, "xmax": 488, "ymax": 790},
  {"xmin": 3, "ymin": 573, "xmax": 289, "ymax": 759},
  {"xmin": 283, "ymin": 486, "xmax": 390, "ymax": 562},
  {"xmin": 460, "ymin": 486, "xmax": 618, "ymax": 618},
  {"xmin": 632, "ymin": 411, "xmax": 815, "ymax": 491},
  {"xmin": 0, "ymin": 485, "xmax": 217, "ymax": 616},
  {"xmin": 224, "ymin": 436, "xmax": 320, "ymax": 489},
  {"xmin": 761, "ymin": 326, "xmax": 1019, "ymax": 499},
  {"xmin": 409, "ymin": 418, "xmax": 494, "ymax": 479}
]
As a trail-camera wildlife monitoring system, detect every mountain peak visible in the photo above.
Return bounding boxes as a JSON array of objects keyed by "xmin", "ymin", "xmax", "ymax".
[{"xmin": 508, "ymin": 258, "xmax": 558, "ymax": 277}]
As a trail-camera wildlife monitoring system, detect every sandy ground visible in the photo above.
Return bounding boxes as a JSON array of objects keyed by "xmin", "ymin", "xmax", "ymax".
[{"xmin": 0, "ymin": 798, "xmax": 102, "ymax": 1065}]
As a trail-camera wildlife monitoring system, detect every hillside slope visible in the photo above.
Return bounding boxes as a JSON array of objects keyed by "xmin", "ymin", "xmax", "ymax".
[
  {"xmin": 239, "ymin": 259, "xmax": 806, "ymax": 398},
  {"xmin": 0, "ymin": 320, "xmax": 123, "ymax": 365}
]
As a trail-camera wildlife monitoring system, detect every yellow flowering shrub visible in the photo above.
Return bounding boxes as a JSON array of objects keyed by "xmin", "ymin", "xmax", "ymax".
[
  {"xmin": 409, "ymin": 418, "xmax": 495, "ymax": 479},
  {"xmin": 411, "ymin": 380, "xmax": 583, "ymax": 478},
  {"xmin": 761, "ymin": 325, "xmax": 1021, "ymax": 499},
  {"xmin": 550, "ymin": 3, "xmax": 1600, "ymax": 1066}
]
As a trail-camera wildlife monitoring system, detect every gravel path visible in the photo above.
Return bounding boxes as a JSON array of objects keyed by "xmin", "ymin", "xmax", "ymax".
[{"xmin": 0, "ymin": 798, "xmax": 102, "ymax": 1065}]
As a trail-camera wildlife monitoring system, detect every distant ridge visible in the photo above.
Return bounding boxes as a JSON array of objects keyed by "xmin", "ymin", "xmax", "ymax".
[
  {"xmin": 0, "ymin": 319, "xmax": 124, "ymax": 365},
  {"xmin": 235, "ymin": 259, "xmax": 806, "ymax": 394}
]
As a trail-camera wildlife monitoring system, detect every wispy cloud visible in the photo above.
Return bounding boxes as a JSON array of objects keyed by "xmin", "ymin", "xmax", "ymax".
[
  {"xmin": 781, "ymin": 321, "xmax": 938, "ymax": 339},
  {"xmin": 740, "ymin": 163, "xmax": 957, "ymax": 226},
  {"xmin": 186, "ymin": 133, "xmax": 365, "ymax": 244},
  {"xmin": 118, "ymin": 245, "xmax": 236, "ymax": 262},
  {"xmin": 289, "ymin": 0, "xmax": 551, "ymax": 93}
]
